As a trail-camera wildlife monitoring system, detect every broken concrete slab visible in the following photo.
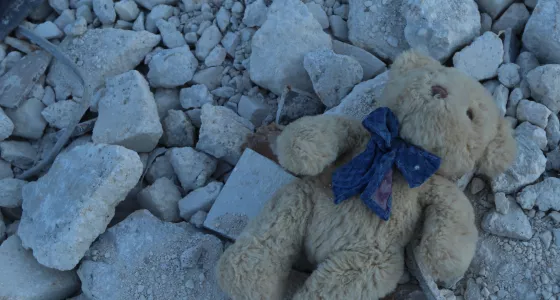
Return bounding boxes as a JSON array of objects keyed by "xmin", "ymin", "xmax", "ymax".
[
  {"xmin": 18, "ymin": 143, "xmax": 143, "ymax": 270},
  {"xmin": 204, "ymin": 148, "xmax": 296, "ymax": 239}
]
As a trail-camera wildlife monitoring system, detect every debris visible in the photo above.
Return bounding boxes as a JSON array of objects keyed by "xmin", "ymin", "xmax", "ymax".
[
  {"xmin": 180, "ymin": 84, "xmax": 215, "ymax": 109},
  {"xmin": 493, "ymin": 192, "xmax": 510, "ymax": 215},
  {"xmin": 167, "ymin": 146, "xmax": 217, "ymax": 191},
  {"xmin": 33, "ymin": 21, "xmax": 64, "ymax": 39},
  {"xmin": 331, "ymin": 40, "xmax": 386, "ymax": 81},
  {"xmin": 476, "ymin": 0, "xmax": 515, "ymax": 19},
  {"xmin": 516, "ymin": 99, "xmax": 551, "ymax": 129},
  {"xmin": 491, "ymin": 3, "xmax": 530, "ymax": 35},
  {"xmin": 526, "ymin": 65, "xmax": 560, "ymax": 114},
  {"xmin": 179, "ymin": 181, "xmax": 223, "ymax": 220},
  {"xmin": 0, "ymin": 108, "xmax": 14, "ymax": 141},
  {"xmin": 452, "ymin": 32, "xmax": 503, "ymax": 81},
  {"xmin": 243, "ymin": 0, "xmax": 268, "ymax": 28},
  {"xmin": 154, "ymin": 88, "xmax": 181, "ymax": 119},
  {"xmin": 137, "ymin": 177, "xmax": 182, "ymax": 221},
  {"xmin": 306, "ymin": 2, "xmax": 329, "ymax": 29},
  {"xmin": 114, "ymin": 0, "xmax": 140, "ymax": 21},
  {"xmin": 522, "ymin": 0, "xmax": 560, "ymax": 64},
  {"xmin": 92, "ymin": 0, "xmax": 116, "ymax": 25},
  {"xmin": 147, "ymin": 46, "xmax": 198, "ymax": 88},
  {"xmin": 145, "ymin": 4, "xmax": 174, "ymax": 33},
  {"xmin": 156, "ymin": 19, "xmax": 187, "ymax": 49},
  {"xmin": 160, "ymin": 109, "xmax": 195, "ymax": 147},
  {"xmin": 514, "ymin": 121, "xmax": 547, "ymax": 151},
  {"xmin": 195, "ymin": 25, "xmax": 222, "ymax": 60},
  {"xmin": 546, "ymin": 113, "xmax": 560, "ymax": 150},
  {"xmin": 497, "ymin": 63, "xmax": 520, "ymax": 88},
  {"xmin": 517, "ymin": 177, "xmax": 560, "ymax": 211},
  {"xmin": 0, "ymin": 140, "xmax": 37, "ymax": 169},
  {"xmin": 276, "ymin": 86, "xmax": 325, "ymax": 126},
  {"xmin": 237, "ymin": 95, "xmax": 271, "ymax": 127},
  {"xmin": 0, "ymin": 178, "xmax": 26, "ymax": 208},
  {"xmin": 145, "ymin": 151, "xmax": 179, "ymax": 184},
  {"xmin": 41, "ymin": 99, "xmax": 81, "ymax": 130},
  {"xmin": 481, "ymin": 198, "xmax": 533, "ymax": 240}
]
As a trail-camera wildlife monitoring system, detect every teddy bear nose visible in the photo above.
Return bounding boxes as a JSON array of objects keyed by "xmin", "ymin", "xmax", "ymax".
[{"xmin": 431, "ymin": 85, "xmax": 448, "ymax": 99}]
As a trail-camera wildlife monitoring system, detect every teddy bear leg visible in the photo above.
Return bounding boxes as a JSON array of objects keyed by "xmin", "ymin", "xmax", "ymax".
[
  {"xmin": 291, "ymin": 248, "xmax": 404, "ymax": 300},
  {"xmin": 216, "ymin": 181, "xmax": 314, "ymax": 300},
  {"xmin": 417, "ymin": 181, "xmax": 478, "ymax": 284}
]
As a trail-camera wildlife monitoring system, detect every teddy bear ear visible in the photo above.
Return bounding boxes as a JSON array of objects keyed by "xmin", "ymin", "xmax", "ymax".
[
  {"xmin": 390, "ymin": 49, "xmax": 441, "ymax": 77},
  {"xmin": 476, "ymin": 118, "xmax": 517, "ymax": 178}
]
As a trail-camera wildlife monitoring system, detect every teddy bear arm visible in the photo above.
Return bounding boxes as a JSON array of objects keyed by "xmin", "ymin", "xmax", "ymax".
[
  {"xmin": 416, "ymin": 179, "xmax": 478, "ymax": 283},
  {"xmin": 275, "ymin": 114, "xmax": 370, "ymax": 176},
  {"xmin": 216, "ymin": 180, "xmax": 315, "ymax": 300}
]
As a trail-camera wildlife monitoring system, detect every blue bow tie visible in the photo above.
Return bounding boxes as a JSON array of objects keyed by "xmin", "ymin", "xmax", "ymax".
[{"xmin": 331, "ymin": 107, "xmax": 441, "ymax": 221}]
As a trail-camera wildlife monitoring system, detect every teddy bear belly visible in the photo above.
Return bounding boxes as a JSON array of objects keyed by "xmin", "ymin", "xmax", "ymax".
[{"xmin": 302, "ymin": 178, "xmax": 422, "ymax": 266}]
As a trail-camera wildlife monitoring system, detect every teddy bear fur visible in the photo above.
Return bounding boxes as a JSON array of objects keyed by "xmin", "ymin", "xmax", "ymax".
[{"xmin": 216, "ymin": 50, "xmax": 517, "ymax": 300}]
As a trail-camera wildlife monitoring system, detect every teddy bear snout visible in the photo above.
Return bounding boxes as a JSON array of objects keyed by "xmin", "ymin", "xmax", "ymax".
[{"xmin": 431, "ymin": 85, "xmax": 448, "ymax": 99}]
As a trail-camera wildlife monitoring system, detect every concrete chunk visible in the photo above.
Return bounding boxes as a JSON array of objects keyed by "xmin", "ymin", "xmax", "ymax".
[
  {"xmin": 204, "ymin": 149, "xmax": 296, "ymax": 239},
  {"xmin": 137, "ymin": 177, "xmax": 182, "ymax": 221},
  {"xmin": 331, "ymin": 40, "xmax": 386, "ymax": 81},
  {"xmin": 0, "ymin": 107, "xmax": 14, "ymax": 141},
  {"xmin": 517, "ymin": 177, "xmax": 560, "ymax": 212},
  {"xmin": 180, "ymin": 84, "xmax": 215, "ymax": 109},
  {"xmin": 160, "ymin": 109, "xmax": 195, "ymax": 147},
  {"xmin": 0, "ymin": 141, "xmax": 37, "ymax": 169},
  {"xmin": 18, "ymin": 143, "xmax": 143, "ymax": 270},
  {"xmin": 154, "ymin": 88, "xmax": 181, "ymax": 119},
  {"xmin": 453, "ymin": 32, "xmax": 504, "ymax": 81},
  {"xmin": 237, "ymin": 95, "xmax": 271, "ymax": 127},
  {"xmin": 179, "ymin": 181, "xmax": 223, "ymax": 220},
  {"xmin": 6, "ymin": 96, "xmax": 47, "ymax": 139},
  {"xmin": 526, "ymin": 65, "xmax": 560, "ymax": 114},
  {"xmin": 167, "ymin": 147, "xmax": 217, "ymax": 191},
  {"xmin": 516, "ymin": 99, "xmax": 551, "ymax": 129},
  {"xmin": 147, "ymin": 46, "xmax": 198, "ymax": 88},
  {"xmin": 276, "ymin": 86, "xmax": 325, "ymax": 126},
  {"xmin": 41, "ymin": 99, "xmax": 81, "ymax": 130},
  {"xmin": 522, "ymin": 0, "xmax": 560, "ymax": 64},
  {"xmin": 514, "ymin": 122, "xmax": 547, "ymax": 151},
  {"xmin": 0, "ymin": 178, "xmax": 27, "ymax": 208},
  {"xmin": 482, "ymin": 198, "xmax": 533, "ymax": 240}
]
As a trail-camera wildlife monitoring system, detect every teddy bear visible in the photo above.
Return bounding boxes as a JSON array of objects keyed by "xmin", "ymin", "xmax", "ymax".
[{"xmin": 215, "ymin": 49, "xmax": 517, "ymax": 300}]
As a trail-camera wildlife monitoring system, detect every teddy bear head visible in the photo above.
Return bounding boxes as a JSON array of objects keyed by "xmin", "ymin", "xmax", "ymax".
[{"xmin": 379, "ymin": 50, "xmax": 516, "ymax": 180}]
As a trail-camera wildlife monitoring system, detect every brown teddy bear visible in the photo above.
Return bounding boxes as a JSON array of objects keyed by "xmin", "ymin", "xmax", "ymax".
[{"xmin": 216, "ymin": 50, "xmax": 517, "ymax": 300}]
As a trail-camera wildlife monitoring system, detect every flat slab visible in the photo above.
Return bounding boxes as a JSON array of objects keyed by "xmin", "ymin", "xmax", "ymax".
[{"xmin": 204, "ymin": 148, "xmax": 296, "ymax": 239}]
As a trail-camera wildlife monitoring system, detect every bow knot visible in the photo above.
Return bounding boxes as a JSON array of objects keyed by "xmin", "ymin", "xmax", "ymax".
[{"xmin": 331, "ymin": 107, "xmax": 441, "ymax": 221}]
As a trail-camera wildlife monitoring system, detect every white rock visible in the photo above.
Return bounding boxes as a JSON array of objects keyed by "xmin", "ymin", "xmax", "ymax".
[
  {"xmin": 64, "ymin": 17, "xmax": 88, "ymax": 37},
  {"xmin": 505, "ymin": 88, "xmax": 523, "ymax": 117},
  {"xmin": 186, "ymin": 109, "xmax": 202, "ymax": 127},
  {"xmin": 77, "ymin": 210, "xmax": 227, "ymax": 300},
  {"xmin": 276, "ymin": 87, "xmax": 325, "ymax": 125},
  {"xmin": 403, "ymin": 0, "xmax": 481, "ymax": 62},
  {"xmin": 540, "ymin": 231, "xmax": 553, "ymax": 250},
  {"xmin": 54, "ymin": 9, "xmax": 76, "ymax": 33},
  {"xmin": 7, "ymin": 96, "xmax": 47, "ymax": 140},
  {"xmin": 196, "ymin": 104, "xmax": 254, "ymax": 165},
  {"xmin": 41, "ymin": 99, "xmax": 81, "ymax": 130},
  {"xmin": 491, "ymin": 136, "xmax": 546, "ymax": 194},
  {"xmin": 329, "ymin": 15, "xmax": 348, "ymax": 41},
  {"xmin": 46, "ymin": 29, "xmax": 160, "ymax": 100},
  {"xmin": 156, "ymin": 19, "xmax": 186, "ymax": 48},
  {"xmin": 0, "ymin": 108, "xmax": 14, "ymax": 141},
  {"xmin": 195, "ymin": 25, "xmax": 222, "ymax": 60},
  {"xmin": 231, "ymin": 1, "xmax": 244, "ymax": 14},
  {"xmin": 491, "ymin": 3, "xmax": 530, "ymax": 35},
  {"xmin": 132, "ymin": 11, "xmax": 145, "ymax": 31},
  {"xmin": 92, "ymin": 0, "xmax": 116, "ymax": 24},
  {"xmin": 76, "ymin": 5, "xmax": 94, "ymax": 23},
  {"xmin": 476, "ymin": 0, "xmax": 515, "ymax": 19},
  {"xmin": 332, "ymin": 40, "xmax": 386, "ymax": 81},
  {"xmin": 303, "ymin": 48, "xmax": 363, "ymax": 108},
  {"xmin": 216, "ymin": 7, "xmax": 230, "ymax": 32},
  {"xmin": 547, "ymin": 148, "xmax": 560, "ymax": 171},
  {"xmin": 516, "ymin": 99, "xmax": 551, "ymax": 129},
  {"xmin": 502, "ymin": 28, "xmax": 520, "ymax": 64},
  {"xmin": 33, "ymin": 21, "xmax": 64, "ymax": 39},
  {"xmin": 147, "ymin": 46, "xmax": 198, "ymax": 88},
  {"xmin": 221, "ymin": 31, "xmax": 240, "ymax": 57},
  {"xmin": 517, "ymin": 177, "xmax": 560, "ymax": 211},
  {"xmin": 180, "ymin": 84, "xmax": 215, "ymax": 109},
  {"xmin": 546, "ymin": 113, "xmax": 560, "ymax": 149},
  {"xmin": 243, "ymin": 0, "xmax": 268, "ymax": 27},
  {"xmin": 0, "ymin": 160, "xmax": 13, "ymax": 179},
  {"xmin": 0, "ymin": 141, "xmax": 37, "ymax": 170},
  {"xmin": 453, "ymin": 32, "xmax": 504, "ymax": 81},
  {"xmin": 114, "ymin": 0, "xmax": 140, "ymax": 21},
  {"xmin": 179, "ymin": 181, "xmax": 223, "ymax": 220},
  {"xmin": 514, "ymin": 122, "xmax": 547, "ymax": 151},
  {"xmin": 492, "ymin": 84, "xmax": 508, "ymax": 117},
  {"xmin": 307, "ymin": 2, "xmax": 329, "ymax": 29},
  {"xmin": 0, "ymin": 235, "xmax": 80, "ymax": 300},
  {"xmin": 189, "ymin": 210, "xmax": 207, "ymax": 228},
  {"xmin": 0, "ymin": 178, "xmax": 27, "ymax": 208},
  {"xmin": 145, "ymin": 151, "xmax": 178, "ymax": 184},
  {"xmin": 18, "ymin": 143, "xmax": 143, "ymax": 270},
  {"xmin": 211, "ymin": 86, "xmax": 235, "ymax": 98},
  {"xmin": 184, "ymin": 32, "xmax": 198, "ymax": 45},
  {"xmin": 526, "ymin": 65, "xmax": 560, "ymax": 114},
  {"xmin": 192, "ymin": 66, "xmax": 224, "ymax": 90},
  {"xmin": 49, "ymin": 0, "xmax": 69, "ymax": 14},
  {"xmin": 497, "ymin": 63, "xmax": 521, "ymax": 88},
  {"xmin": 493, "ymin": 192, "xmax": 510, "ymax": 214},
  {"xmin": 522, "ymin": 0, "xmax": 560, "ymax": 64},
  {"xmin": 145, "ymin": 4, "xmax": 174, "ymax": 33},
  {"xmin": 167, "ymin": 147, "xmax": 217, "ymax": 191},
  {"xmin": 481, "ymin": 198, "xmax": 533, "ymax": 240},
  {"xmin": 93, "ymin": 70, "xmax": 163, "ymax": 152},
  {"xmin": 154, "ymin": 88, "xmax": 181, "ymax": 119},
  {"xmin": 249, "ymin": 0, "xmax": 332, "ymax": 95},
  {"xmin": 204, "ymin": 45, "xmax": 227, "ymax": 67},
  {"xmin": 204, "ymin": 149, "xmax": 296, "ymax": 239},
  {"xmin": 237, "ymin": 95, "xmax": 270, "ymax": 126},
  {"xmin": 137, "ymin": 177, "xmax": 182, "ymax": 221},
  {"xmin": 160, "ymin": 109, "xmax": 195, "ymax": 147}
]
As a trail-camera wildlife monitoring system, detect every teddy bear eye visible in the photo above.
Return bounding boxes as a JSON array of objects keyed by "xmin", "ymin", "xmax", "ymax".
[
  {"xmin": 431, "ymin": 85, "xmax": 448, "ymax": 99},
  {"xmin": 467, "ymin": 108, "xmax": 474, "ymax": 120}
]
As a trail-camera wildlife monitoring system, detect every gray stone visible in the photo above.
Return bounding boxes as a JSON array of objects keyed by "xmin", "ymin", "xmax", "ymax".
[
  {"xmin": 547, "ymin": 147, "xmax": 560, "ymax": 171},
  {"xmin": 137, "ymin": 177, "xmax": 182, "ymax": 221},
  {"xmin": 145, "ymin": 4, "xmax": 174, "ymax": 33},
  {"xmin": 93, "ymin": 70, "xmax": 163, "ymax": 152},
  {"xmin": 306, "ymin": 2, "xmax": 328, "ymax": 29},
  {"xmin": 0, "ymin": 51, "xmax": 23, "ymax": 77},
  {"xmin": 494, "ymin": 192, "xmax": 510, "ymax": 214},
  {"xmin": 516, "ymin": 51, "xmax": 539, "ymax": 79},
  {"xmin": 546, "ymin": 113, "xmax": 560, "ymax": 149},
  {"xmin": 221, "ymin": 32, "xmax": 240, "ymax": 57},
  {"xmin": 329, "ymin": 15, "xmax": 348, "ymax": 41},
  {"xmin": 0, "ymin": 141, "xmax": 37, "ymax": 169},
  {"xmin": 179, "ymin": 181, "xmax": 223, "ymax": 220},
  {"xmin": 403, "ymin": 0, "xmax": 481, "ymax": 62},
  {"xmin": 553, "ymin": 229, "xmax": 560, "ymax": 248},
  {"xmin": 276, "ymin": 86, "xmax": 325, "ymax": 126},
  {"xmin": 49, "ymin": 0, "xmax": 69, "ymax": 13},
  {"xmin": 154, "ymin": 88, "xmax": 181, "ymax": 119},
  {"xmin": 204, "ymin": 149, "xmax": 296, "ymax": 239},
  {"xmin": 18, "ymin": 143, "xmax": 143, "ymax": 270},
  {"xmin": 187, "ymin": 109, "xmax": 202, "ymax": 128},
  {"xmin": 93, "ymin": 0, "xmax": 116, "ymax": 24},
  {"xmin": 134, "ymin": 0, "xmax": 177, "ymax": 9},
  {"xmin": 514, "ymin": 122, "xmax": 548, "ymax": 151},
  {"xmin": 0, "ymin": 178, "xmax": 26, "ymax": 208},
  {"xmin": 303, "ymin": 48, "xmax": 363, "ymax": 108},
  {"xmin": 522, "ymin": 0, "xmax": 560, "ymax": 64},
  {"xmin": 211, "ymin": 87, "xmax": 235, "ymax": 98},
  {"xmin": 243, "ymin": 0, "xmax": 268, "ymax": 27},
  {"xmin": 347, "ymin": 0, "xmax": 407, "ymax": 61},
  {"xmin": 516, "ymin": 99, "xmax": 551, "ymax": 129},
  {"xmin": 0, "ymin": 108, "xmax": 14, "ymax": 141},
  {"xmin": 506, "ymin": 88, "xmax": 523, "ymax": 117},
  {"xmin": 64, "ymin": 17, "xmax": 88, "ymax": 37},
  {"xmin": 196, "ymin": 104, "xmax": 254, "ymax": 165},
  {"xmin": 503, "ymin": 28, "xmax": 520, "ymax": 64},
  {"xmin": 237, "ymin": 95, "xmax": 270, "ymax": 126},
  {"xmin": 180, "ymin": 84, "xmax": 215, "ymax": 109},
  {"xmin": 33, "ymin": 21, "xmax": 64, "ymax": 39},
  {"xmin": 41, "ymin": 99, "xmax": 81, "ymax": 130},
  {"xmin": 0, "ymin": 235, "xmax": 80, "ymax": 300},
  {"xmin": 540, "ymin": 231, "xmax": 553, "ymax": 250},
  {"xmin": 156, "ymin": 19, "xmax": 186, "ymax": 49},
  {"xmin": 54, "ymin": 10, "xmax": 76, "ymax": 35},
  {"xmin": 167, "ymin": 147, "xmax": 217, "ymax": 191},
  {"xmin": 476, "ymin": 0, "xmax": 515, "ymax": 19},
  {"xmin": 47, "ymin": 29, "xmax": 160, "ymax": 100},
  {"xmin": 517, "ymin": 177, "xmax": 560, "ymax": 211},
  {"xmin": 204, "ymin": 45, "xmax": 227, "ymax": 67},
  {"xmin": 216, "ymin": 7, "xmax": 230, "ymax": 32},
  {"xmin": 195, "ymin": 25, "xmax": 222, "ymax": 60},
  {"xmin": 491, "ymin": 3, "xmax": 530, "ymax": 35},
  {"xmin": 41, "ymin": 86, "xmax": 55, "ymax": 106},
  {"xmin": 185, "ymin": 32, "xmax": 198, "ymax": 45},
  {"xmin": 524, "ymin": 0, "xmax": 537, "ymax": 9},
  {"xmin": 189, "ymin": 210, "xmax": 207, "ymax": 228},
  {"xmin": 526, "ymin": 65, "xmax": 560, "ymax": 114},
  {"xmin": 0, "ymin": 51, "xmax": 51, "ymax": 108},
  {"xmin": 192, "ymin": 66, "xmax": 224, "ymax": 91},
  {"xmin": 249, "ymin": 0, "xmax": 332, "ymax": 95},
  {"xmin": 469, "ymin": 177, "xmax": 486, "ymax": 194},
  {"xmin": 497, "ymin": 63, "xmax": 520, "ymax": 88},
  {"xmin": 77, "ymin": 210, "xmax": 227, "ymax": 300},
  {"xmin": 114, "ymin": 0, "xmax": 140, "ymax": 21},
  {"xmin": 453, "ymin": 32, "xmax": 504, "ymax": 81},
  {"xmin": 76, "ymin": 5, "xmax": 93, "ymax": 23},
  {"xmin": 0, "ymin": 160, "xmax": 13, "ymax": 179},
  {"xmin": 483, "ymin": 79, "xmax": 500, "ymax": 94},
  {"xmin": 491, "ymin": 136, "xmax": 546, "ymax": 194},
  {"xmin": 332, "ymin": 40, "xmax": 386, "ymax": 81},
  {"xmin": 160, "ymin": 109, "xmax": 195, "ymax": 147},
  {"xmin": 482, "ymin": 198, "xmax": 533, "ymax": 240},
  {"xmin": 481, "ymin": 13, "xmax": 492, "ymax": 33},
  {"xmin": 493, "ymin": 84, "xmax": 508, "ymax": 117},
  {"xmin": 132, "ymin": 11, "xmax": 145, "ymax": 31},
  {"xmin": 325, "ymin": 70, "xmax": 389, "ymax": 120},
  {"xmin": 147, "ymin": 46, "xmax": 198, "ymax": 88},
  {"xmin": 145, "ymin": 152, "xmax": 178, "ymax": 184}
]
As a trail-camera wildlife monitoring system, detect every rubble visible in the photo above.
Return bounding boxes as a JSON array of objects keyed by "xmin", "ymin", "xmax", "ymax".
[
  {"xmin": 145, "ymin": 151, "xmax": 179, "ymax": 184},
  {"xmin": 92, "ymin": 0, "xmax": 116, "ymax": 25},
  {"xmin": 453, "ymin": 31, "xmax": 504, "ymax": 81},
  {"xmin": 492, "ymin": 84, "xmax": 508, "ymax": 117},
  {"xmin": 166, "ymin": 146, "xmax": 217, "ymax": 191},
  {"xmin": 276, "ymin": 87, "xmax": 325, "ymax": 126},
  {"xmin": 154, "ymin": 88, "xmax": 181, "ymax": 119},
  {"xmin": 33, "ymin": 21, "xmax": 64, "ymax": 39},
  {"xmin": 546, "ymin": 113, "xmax": 560, "ymax": 149},
  {"xmin": 307, "ymin": 2, "xmax": 328, "ymax": 29},
  {"xmin": 481, "ymin": 198, "xmax": 533, "ymax": 240},
  {"xmin": 17, "ymin": 143, "xmax": 143, "ymax": 270},
  {"xmin": 147, "ymin": 46, "xmax": 198, "ymax": 88},
  {"xmin": 514, "ymin": 122, "xmax": 548, "ymax": 151},
  {"xmin": 179, "ymin": 181, "xmax": 223, "ymax": 220},
  {"xmin": 522, "ymin": 0, "xmax": 560, "ymax": 64},
  {"xmin": 0, "ymin": 108, "xmax": 14, "ymax": 141},
  {"xmin": 526, "ymin": 65, "xmax": 560, "ymax": 114},
  {"xmin": 195, "ymin": 25, "xmax": 222, "ymax": 60},
  {"xmin": 41, "ymin": 99, "xmax": 81, "ymax": 130},
  {"xmin": 331, "ymin": 40, "xmax": 385, "ymax": 81},
  {"xmin": 497, "ymin": 63, "xmax": 520, "ymax": 88},
  {"xmin": 491, "ymin": 3, "xmax": 530, "ymax": 35},
  {"xmin": 180, "ymin": 84, "xmax": 215, "ymax": 109},
  {"xmin": 517, "ymin": 177, "xmax": 560, "ymax": 211},
  {"xmin": 237, "ymin": 95, "xmax": 270, "ymax": 127},
  {"xmin": 156, "ymin": 19, "xmax": 187, "ymax": 49},
  {"xmin": 137, "ymin": 177, "xmax": 182, "ymax": 221},
  {"xmin": 0, "ymin": 178, "xmax": 26, "ymax": 208},
  {"xmin": 0, "ymin": 140, "xmax": 37, "ymax": 169},
  {"xmin": 114, "ymin": 0, "xmax": 140, "ymax": 21},
  {"xmin": 476, "ymin": 0, "xmax": 515, "ymax": 19},
  {"xmin": 160, "ymin": 109, "xmax": 195, "ymax": 147},
  {"xmin": 516, "ymin": 99, "xmax": 551, "ymax": 129},
  {"xmin": 145, "ymin": 4, "xmax": 174, "ymax": 33}
]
